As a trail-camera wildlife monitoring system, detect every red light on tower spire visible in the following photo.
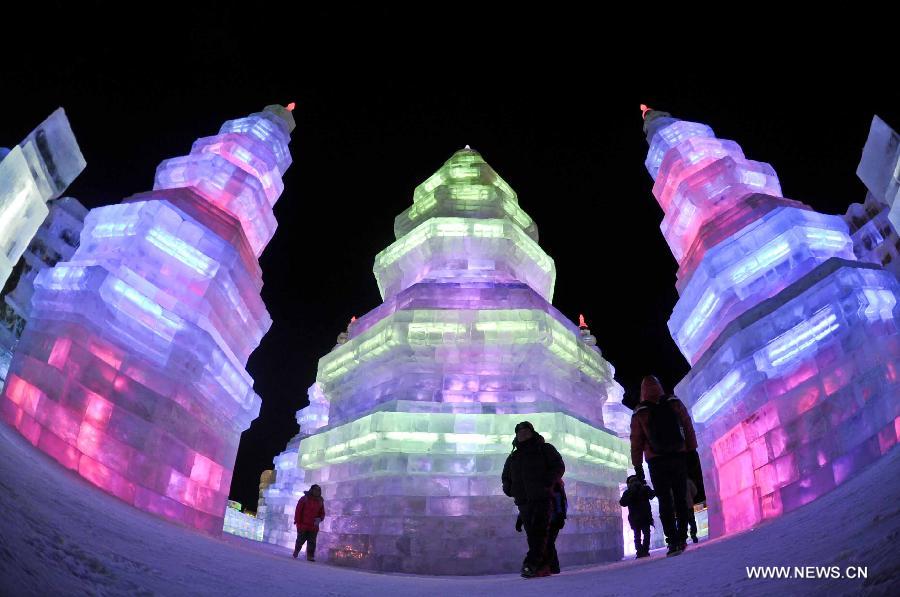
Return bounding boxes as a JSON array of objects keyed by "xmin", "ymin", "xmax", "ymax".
[
  {"xmin": 286, "ymin": 102, "xmax": 296, "ymax": 112},
  {"xmin": 578, "ymin": 314, "xmax": 588, "ymax": 329},
  {"xmin": 640, "ymin": 104, "xmax": 652, "ymax": 120}
]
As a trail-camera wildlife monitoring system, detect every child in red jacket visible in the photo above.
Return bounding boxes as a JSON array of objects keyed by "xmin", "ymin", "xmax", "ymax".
[{"xmin": 293, "ymin": 484, "xmax": 326, "ymax": 561}]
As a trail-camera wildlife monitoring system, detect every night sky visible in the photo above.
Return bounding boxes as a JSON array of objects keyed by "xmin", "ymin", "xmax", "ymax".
[{"xmin": 3, "ymin": 10, "xmax": 897, "ymax": 511}]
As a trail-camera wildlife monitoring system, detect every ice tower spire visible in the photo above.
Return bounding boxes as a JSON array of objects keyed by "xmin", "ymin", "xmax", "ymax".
[
  {"xmin": 261, "ymin": 148, "xmax": 630, "ymax": 574},
  {"xmin": 1, "ymin": 105, "xmax": 295, "ymax": 533},
  {"xmin": 640, "ymin": 108, "xmax": 900, "ymax": 537}
]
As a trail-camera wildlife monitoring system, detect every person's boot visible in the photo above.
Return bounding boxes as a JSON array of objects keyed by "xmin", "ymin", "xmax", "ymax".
[
  {"xmin": 292, "ymin": 550, "xmax": 299, "ymax": 559},
  {"xmin": 666, "ymin": 543, "xmax": 684, "ymax": 557},
  {"xmin": 307, "ymin": 555, "xmax": 316, "ymax": 562},
  {"xmin": 691, "ymin": 534, "xmax": 699, "ymax": 544}
]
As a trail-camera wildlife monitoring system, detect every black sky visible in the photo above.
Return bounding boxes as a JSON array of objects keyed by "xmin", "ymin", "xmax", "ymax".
[{"xmin": 3, "ymin": 7, "xmax": 897, "ymax": 510}]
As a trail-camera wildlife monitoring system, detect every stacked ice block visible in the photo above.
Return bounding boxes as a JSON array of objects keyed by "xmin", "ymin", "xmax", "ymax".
[
  {"xmin": 0, "ymin": 109, "xmax": 85, "ymax": 292},
  {"xmin": 640, "ymin": 108, "xmax": 900, "ymax": 537},
  {"xmin": 1, "ymin": 197, "xmax": 88, "ymax": 382},
  {"xmin": 223, "ymin": 500, "xmax": 265, "ymax": 541},
  {"xmin": 0, "ymin": 105, "xmax": 295, "ymax": 533},
  {"xmin": 263, "ymin": 149, "xmax": 629, "ymax": 574},
  {"xmin": 844, "ymin": 116, "xmax": 900, "ymax": 278}
]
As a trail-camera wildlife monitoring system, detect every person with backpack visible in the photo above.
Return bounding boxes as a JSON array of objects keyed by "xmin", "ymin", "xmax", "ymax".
[
  {"xmin": 502, "ymin": 421, "xmax": 566, "ymax": 578},
  {"xmin": 630, "ymin": 375, "xmax": 697, "ymax": 556},
  {"xmin": 619, "ymin": 474, "xmax": 656, "ymax": 558}
]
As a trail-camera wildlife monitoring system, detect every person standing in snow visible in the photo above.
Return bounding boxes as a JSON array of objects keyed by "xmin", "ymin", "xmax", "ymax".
[
  {"xmin": 630, "ymin": 375, "xmax": 697, "ymax": 557},
  {"xmin": 293, "ymin": 484, "xmax": 326, "ymax": 561},
  {"xmin": 685, "ymin": 477, "xmax": 698, "ymax": 544},
  {"xmin": 619, "ymin": 474, "xmax": 656, "ymax": 558},
  {"xmin": 502, "ymin": 421, "xmax": 566, "ymax": 578}
]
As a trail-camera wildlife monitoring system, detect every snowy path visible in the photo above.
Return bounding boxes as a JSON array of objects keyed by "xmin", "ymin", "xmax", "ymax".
[{"xmin": 0, "ymin": 421, "xmax": 897, "ymax": 596}]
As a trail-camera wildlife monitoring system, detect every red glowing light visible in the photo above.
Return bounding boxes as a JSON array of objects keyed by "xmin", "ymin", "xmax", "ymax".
[
  {"xmin": 350, "ymin": 316, "xmax": 357, "ymax": 323},
  {"xmin": 640, "ymin": 104, "xmax": 652, "ymax": 119},
  {"xmin": 286, "ymin": 102, "xmax": 296, "ymax": 112},
  {"xmin": 578, "ymin": 314, "xmax": 588, "ymax": 329}
]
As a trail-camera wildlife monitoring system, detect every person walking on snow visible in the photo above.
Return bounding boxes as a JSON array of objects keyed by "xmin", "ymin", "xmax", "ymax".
[
  {"xmin": 619, "ymin": 474, "xmax": 656, "ymax": 558},
  {"xmin": 630, "ymin": 375, "xmax": 697, "ymax": 557},
  {"xmin": 502, "ymin": 421, "xmax": 566, "ymax": 578},
  {"xmin": 293, "ymin": 484, "xmax": 325, "ymax": 561}
]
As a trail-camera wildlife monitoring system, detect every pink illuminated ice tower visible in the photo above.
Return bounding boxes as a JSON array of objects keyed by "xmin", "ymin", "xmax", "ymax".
[
  {"xmin": 0, "ymin": 104, "xmax": 295, "ymax": 532},
  {"xmin": 640, "ymin": 106, "xmax": 900, "ymax": 537}
]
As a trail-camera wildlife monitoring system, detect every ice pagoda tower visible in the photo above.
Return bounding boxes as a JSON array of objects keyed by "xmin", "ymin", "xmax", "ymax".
[
  {"xmin": 639, "ymin": 106, "xmax": 900, "ymax": 537},
  {"xmin": 263, "ymin": 148, "xmax": 630, "ymax": 574},
  {"xmin": 0, "ymin": 104, "xmax": 295, "ymax": 533}
]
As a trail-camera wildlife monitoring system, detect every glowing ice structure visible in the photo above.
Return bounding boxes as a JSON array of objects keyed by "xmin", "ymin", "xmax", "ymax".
[
  {"xmin": 641, "ymin": 108, "xmax": 900, "ymax": 537},
  {"xmin": 0, "ymin": 105, "xmax": 295, "ymax": 533},
  {"xmin": 223, "ymin": 500, "xmax": 264, "ymax": 541},
  {"xmin": 0, "ymin": 109, "xmax": 85, "ymax": 292},
  {"xmin": 262, "ymin": 149, "xmax": 629, "ymax": 574},
  {"xmin": 845, "ymin": 116, "xmax": 900, "ymax": 278},
  {"xmin": 1, "ymin": 197, "xmax": 88, "ymax": 382}
]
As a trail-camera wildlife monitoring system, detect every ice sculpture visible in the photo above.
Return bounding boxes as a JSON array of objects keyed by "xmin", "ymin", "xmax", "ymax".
[
  {"xmin": 1, "ymin": 197, "xmax": 88, "ymax": 382},
  {"xmin": 0, "ymin": 109, "xmax": 85, "ymax": 291},
  {"xmin": 845, "ymin": 116, "xmax": 900, "ymax": 278},
  {"xmin": 640, "ymin": 106, "xmax": 900, "ymax": 537},
  {"xmin": 262, "ymin": 148, "xmax": 629, "ymax": 574},
  {"xmin": 0, "ymin": 104, "xmax": 295, "ymax": 533},
  {"xmin": 223, "ymin": 500, "xmax": 264, "ymax": 541}
]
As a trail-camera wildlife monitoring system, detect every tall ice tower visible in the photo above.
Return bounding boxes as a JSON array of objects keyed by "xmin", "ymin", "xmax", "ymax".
[
  {"xmin": 640, "ymin": 106, "xmax": 900, "ymax": 536},
  {"xmin": 262, "ymin": 148, "xmax": 630, "ymax": 574},
  {"xmin": 0, "ymin": 104, "xmax": 295, "ymax": 533}
]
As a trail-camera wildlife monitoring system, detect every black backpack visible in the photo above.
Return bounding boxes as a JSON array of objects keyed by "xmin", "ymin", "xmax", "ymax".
[{"xmin": 646, "ymin": 396, "xmax": 686, "ymax": 455}]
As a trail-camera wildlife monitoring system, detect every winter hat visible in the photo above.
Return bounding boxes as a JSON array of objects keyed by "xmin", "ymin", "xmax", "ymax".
[
  {"xmin": 640, "ymin": 375, "xmax": 665, "ymax": 403},
  {"xmin": 514, "ymin": 421, "xmax": 535, "ymax": 433}
]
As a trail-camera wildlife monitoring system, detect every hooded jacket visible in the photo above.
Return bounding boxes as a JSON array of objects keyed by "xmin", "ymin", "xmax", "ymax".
[
  {"xmin": 619, "ymin": 480, "xmax": 656, "ymax": 530},
  {"xmin": 630, "ymin": 377, "xmax": 697, "ymax": 470},
  {"xmin": 294, "ymin": 489, "xmax": 326, "ymax": 533},
  {"xmin": 501, "ymin": 433, "xmax": 566, "ymax": 505}
]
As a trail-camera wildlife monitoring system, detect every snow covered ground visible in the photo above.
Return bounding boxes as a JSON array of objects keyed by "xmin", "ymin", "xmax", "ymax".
[{"xmin": 0, "ymin": 420, "xmax": 897, "ymax": 596}]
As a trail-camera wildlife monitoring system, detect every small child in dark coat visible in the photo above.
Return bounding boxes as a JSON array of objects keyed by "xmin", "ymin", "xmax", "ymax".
[{"xmin": 619, "ymin": 474, "xmax": 656, "ymax": 558}]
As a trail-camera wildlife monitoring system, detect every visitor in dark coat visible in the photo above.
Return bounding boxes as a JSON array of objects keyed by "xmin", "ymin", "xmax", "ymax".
[
  {"xmin": 293, "ymin": 484, "xmax": 326, "ymax": 561},
  {"xmin": 630, "ymin": 375, "xmax": 697, "ymax": 556},
  {"xmin": 619, "ymin": 474, "xmax": 656, "ymax": 558},
  {"xmin": 502, "ymin": 421, "xmax": 565, "ymax": 578}
]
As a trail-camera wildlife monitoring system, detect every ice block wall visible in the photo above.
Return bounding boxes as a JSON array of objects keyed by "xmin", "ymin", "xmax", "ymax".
[
  {"xmin": 1, "ymin": 197, "xmax": 88, "ymax": 382},
  {"xmin": 0, "ymin": 104, "xmax": 295, "ymax": 533},
  {"xmin": 845, "ymin": 116, "xmax": 900, "ymax": 278},
  {"xmin": 263, "ymin": 148, "xmax": 630, "ymax": 574},
  {"xmin": 223, "ymin": 500, "xmax": 265, "ymax": 541},
  {"xmin": 640, "ymin": 107, "xmax": 900, "ymax": 537},
  {"xmin": 0, "ymin": 109, "xmax": 85, "ymax": 292}
]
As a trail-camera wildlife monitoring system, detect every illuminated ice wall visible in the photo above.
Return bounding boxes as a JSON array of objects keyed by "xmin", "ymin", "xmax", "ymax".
[
  {"xmin": 263, "ymin": 149, "xmax": 630, "ymax": 574},
  {"xmin": 0, "ymin": 108, "xmax": 85, "ymax": 291},
  {"xmin": 640, "ymin": 107, "xmax": 900, "ymax": 537},
  {"xmin": 0, "ymin": 104, "xmax": 295, "ymax": 533}
]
